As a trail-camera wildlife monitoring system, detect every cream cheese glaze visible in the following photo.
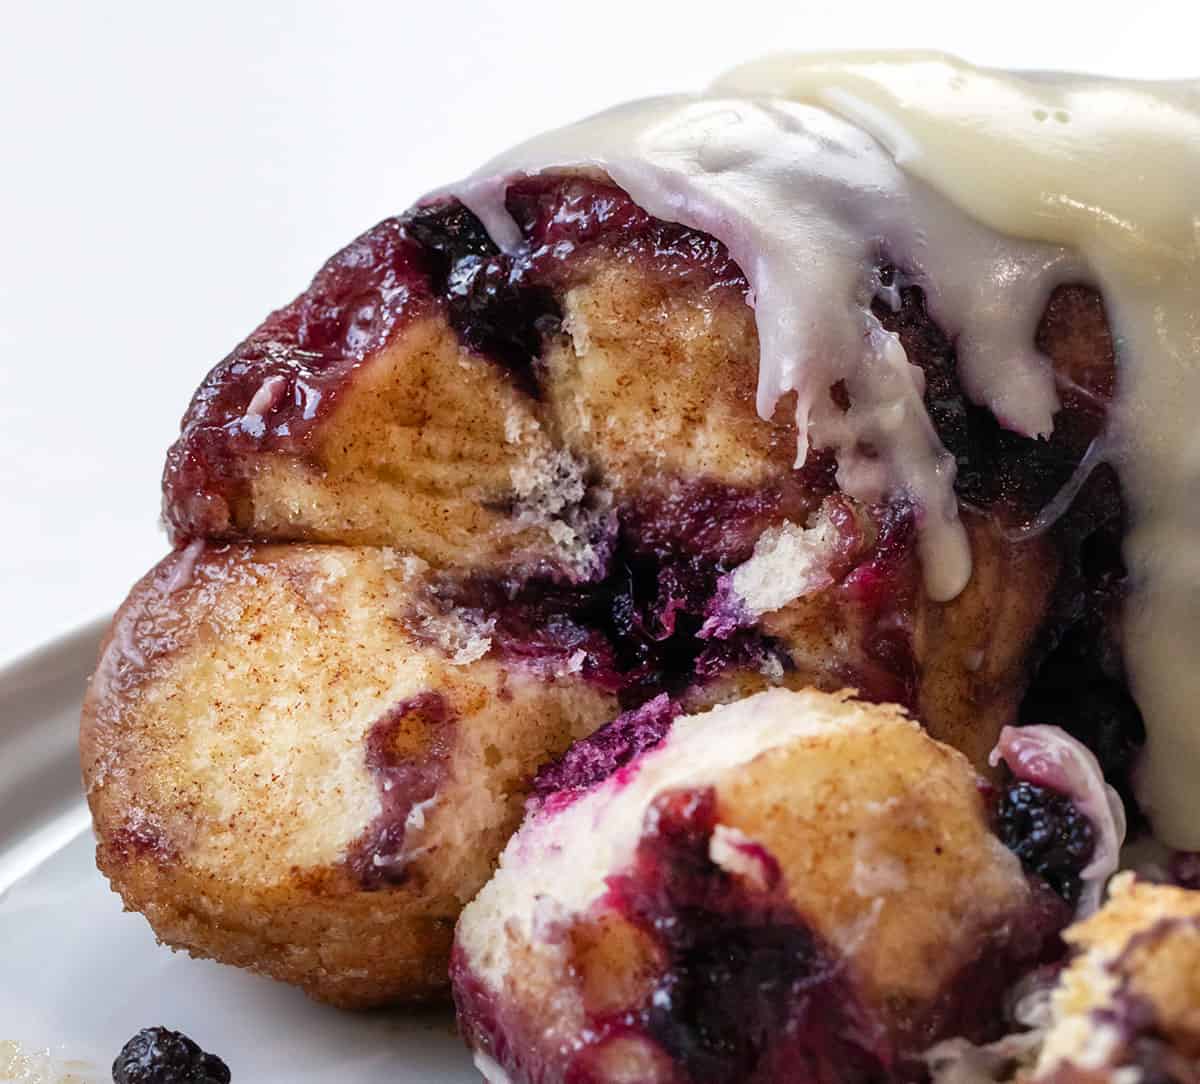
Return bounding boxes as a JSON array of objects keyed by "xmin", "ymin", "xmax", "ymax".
[{"xmin": 446, "ymin": 53, "xmax": 1200, "ymax": 847}]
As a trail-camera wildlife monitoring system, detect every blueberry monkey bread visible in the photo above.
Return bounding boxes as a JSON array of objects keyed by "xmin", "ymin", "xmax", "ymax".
[
  {"xmin": 82, "ymin": 54, "xmax": 1183, "ymax": 1016},
  {"xmin": 1027, "ymin": 874, "xmax": 1200, "ymax": 1083},
  {"xmin": 81, "ymin": 174, "xmax": 1132, "ymax": 1007}
]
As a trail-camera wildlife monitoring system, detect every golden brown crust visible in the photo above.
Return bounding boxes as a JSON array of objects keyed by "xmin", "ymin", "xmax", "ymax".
[
  {"xmin": 104, "ymin": 180, "xmax": 1122, "ymax": 1014},
  {"xmin": 93, "ymin": 851, "xmax": 456, "ymax": 1008},
  {"xmin": 715, "ymin": 706, "xmax": 1027, "ymax": 1007},
  {"xmin": 209, "ymin": 316, "xmax": 588, "ymax": 572}
]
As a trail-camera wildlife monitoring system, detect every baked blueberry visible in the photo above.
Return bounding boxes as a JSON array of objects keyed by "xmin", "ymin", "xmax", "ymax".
[{"xmin": 112, "ymin": 1028, "xmax": 229, "ymax": 1084}]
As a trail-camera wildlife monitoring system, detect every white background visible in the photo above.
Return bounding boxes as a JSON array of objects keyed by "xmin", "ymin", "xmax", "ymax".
[{"xmin": 2, "ymin": 0, "xmax": 1196, "ymax": 665}]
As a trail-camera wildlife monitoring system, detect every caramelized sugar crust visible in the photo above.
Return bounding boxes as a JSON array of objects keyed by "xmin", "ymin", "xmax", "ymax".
[{"xmin": 161, "ymin": 179, "xmax": 1131, "ymax": 777}]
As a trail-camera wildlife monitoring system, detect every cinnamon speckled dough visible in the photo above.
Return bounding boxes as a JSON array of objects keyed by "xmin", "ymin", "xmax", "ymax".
[
  {"xmin": 81, "ymin": 543, "xmax": 615, "ymax": 1007},
  {"xmin": 1030, "ymin": 874, "xmax": 1200, "ymax": 1083},
  {"xmin": 166, "ymin": 312, "xmax": 609, "ymax": 577},
  {"xmin": 698, "ymin": 509, "xmax": 1059, "ymax": 770},
  {"xmin": 546, "ymin": 263, "xmax": 796, "ymax": 493},
  {"xmin": 453, "ymin": 689, "xmax": 1058, "ymax": 1084},
  {"xmin": 158, "ymin": 178, "xmax": 1121, "ymax": 780},
  {"xmin": 239, "ymin": 319, "xmax": 572, "ymax": 560}
]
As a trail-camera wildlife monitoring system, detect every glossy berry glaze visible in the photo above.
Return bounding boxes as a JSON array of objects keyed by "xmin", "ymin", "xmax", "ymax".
[
  {"xmin": 162, "ymin": 219, "xmax": 437, "ymax": 536},
  {"xmin": 163, "ymin": 174, "xmax": 1143, "ymax": 804},
  {"xmin": 161, "ymin": 178, "xmax": 744, "ymax": 539}
]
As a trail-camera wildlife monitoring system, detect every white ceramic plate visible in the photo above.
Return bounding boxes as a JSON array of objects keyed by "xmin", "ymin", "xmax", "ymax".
[{"xmin": 0, "ymin": 621, "xmax": 476, "ymax": 1083}]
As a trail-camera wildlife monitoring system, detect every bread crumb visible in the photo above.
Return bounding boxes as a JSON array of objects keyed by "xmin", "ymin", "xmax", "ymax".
[{"xmin": 729, "ymin": 503, "xmax": 841, "ymax": 616}]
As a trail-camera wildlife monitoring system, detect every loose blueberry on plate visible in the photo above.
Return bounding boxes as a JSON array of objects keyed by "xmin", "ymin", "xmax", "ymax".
[{"xmin": 112, "ymin": 1028, "xmax": 230, "ymax": 1084}]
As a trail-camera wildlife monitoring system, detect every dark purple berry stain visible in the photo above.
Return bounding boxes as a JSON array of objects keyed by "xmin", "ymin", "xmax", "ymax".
[
  {"xmin": 597, "ymin": 787, "xmax": 895, "ymax": 1084},
  {"xmin": 416, "ymin": 475, "xmax": 815, "ymax": 710},
  {"xmin": 1121, "ymin": 1037, "xmax": 1193, "ymax": 1084},
  {"xmin": 162, "ymin": 216, "xmax": 438, "ymax": 538},
  {"xmin": 405, "ymin": 202, "xmax": 559, "ymax": 398},
  {"xmin": 452, "ymin": 786, "xmax": 1071, "ymax": 1084},
  {"xmin": 1168, "ymin": 851, "xmax": 1200, "ymax": 889},
  {"xmin": 504, "ymin": 175, "xmax": 751, "ymax": 296},
  {"xmin": 1056, "ymin": 984, "xmax": 1198, "ymax": 1084},
  {"xmin": 995, "ymin": 780, "xmax": 1096, "ymax": 906},
  {"xmin": 346, "ymin": 691, "xmax": 456, "ymax": 888},
  {"xmin": 873, "ymin": 278, "xmax": 1107, "ymax": 523},
  {"xmin": 837, "ymin": 498, "xmax": 921, "ymax": 709},
  {"xmin": 161, "ymin": 176, "xmax": 752, "ymax": 542},
  {"xmin": 108, "ymin": 818, "xmax": 174, "ymax": 863},
  {"xmin": 112, "ymin": 1027, "xmax": 230, "ymax": 1084},
  {"xmin": 894, "ymin": 876, "xmax": 1069, "ymax": 1055},
  {"xmin": 532, "ymin": 693, "xmax": 680, "ymax": 805},
  {"xmin": 588, "ymin": 787, "xmax": 1071, "ymax": 1083}
]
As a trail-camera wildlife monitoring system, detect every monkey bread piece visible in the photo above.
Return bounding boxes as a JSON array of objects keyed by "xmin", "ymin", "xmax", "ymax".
[
  {"xmin": 1028, "ymin": 873, "xmax": 1200, "ymax": 1084},
  {"xmin": 80, "ymin": 542, "xmax": 615, "ymax": 1007},
  {"xmin": 452, "ymin": 688, "xmax": 1074, "ymax": 1084}
]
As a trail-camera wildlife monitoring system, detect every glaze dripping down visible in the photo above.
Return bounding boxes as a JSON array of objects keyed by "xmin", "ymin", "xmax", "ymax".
[
  {"xmin": 450, "ymin": 97, "xmax": 1082, "ymax": 604},
  {"xmin": 444, "ymin": 54, "xmax": 1200, "ymax": 848}
]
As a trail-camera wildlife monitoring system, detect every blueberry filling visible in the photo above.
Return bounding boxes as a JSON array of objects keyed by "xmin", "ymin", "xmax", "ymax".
[
  {"xmin": 874, "ymin": 279, "xmax": 1107, "ymax": 521},
  {"xmin": 532, "ymin": 694, "xmax": 681, "ymax": 802},
  {"xmin": 112, "ymin": 1027, "xmax": 230, "ymax": 1084},
  {"xmin": 601, "ymin": 787, "xmax": 893, "ymax": 1084},
  {"xmin": 995, "ymin": 780, "xmax": 1096, "ymax": 906},
  {"xmin": 166, "ymin": 176, "xmax": 1142, "ymax": 849},
  {"xmin": 589, "ymin": 788, "xmax": 1071, "ymax": 1083},
  {"xmin": 1168, "ymin": 851, "xmax": 1200, "ymax": 889},
  {"xmin": 406, "ymin": 202, "xmax": 559, "ymax": 397},
  {"xmin": 347, "ymin": 691, "xmax": 456, "ymax": 888},
  {"xmin": 1086, "ymin": 991, "xmax": 1196, "ymax": 1084},
  {"xmin": 421, "ymin": 489, "xmax": 802, "ymax": 710}
]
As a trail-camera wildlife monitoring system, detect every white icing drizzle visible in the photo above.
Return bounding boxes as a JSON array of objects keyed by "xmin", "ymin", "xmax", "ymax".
[
  {"xmin": 1001, "ymin": 437, "xmax": 1108, "ymax": 543},
  {"xmin": 451, "ymin": 97, "xmax": 1081, "ymax": 603},
  {"xmin": 446, "ymin": 54, "xmax": 1200, "ymax": 846},
  {"xmin": 716, "ymin": 53, "xmax": 1200, "ymax": 848}
]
